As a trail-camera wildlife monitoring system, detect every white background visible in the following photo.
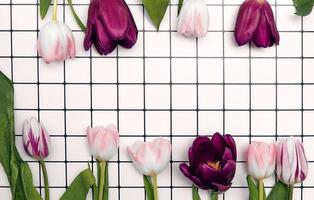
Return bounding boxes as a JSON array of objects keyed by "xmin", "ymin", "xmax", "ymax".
[{"xmin": 0, "ymin": 0, "xmax": 314, "ymax": 199}]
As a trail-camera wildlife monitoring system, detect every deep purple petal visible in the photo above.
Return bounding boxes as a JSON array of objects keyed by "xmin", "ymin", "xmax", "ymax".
[
  {"xmin": 263, "ymin": 1, "xmax": 279, "ymax": 45},
  {"xmin": 118, "ymin": 17, "xmax": 138, "ymax": 48},
  {"xmin": 211, "ymin": 182, "xmax": 232, "ymax": 193},
  {"xmin": 252, "ymin": 10, "xmax": 273, "ymax": 47},
  {"xmin": 219, "ymin": 160, "xmax": 236, "ymax": 184},
  {"xmin": 179, "ymin": 163, "xmax": 208, "ymax": 189},
  {"xmin": 224, "ymin": 134, "xmax": 237, "ymax": 161},
  {"xmin": 221, "ymin": 147, "xmax": 234, "ymax": 166},
  {"xmin": 195, "ymin": 163, "xmax": 220, "ymax": 186},
  {"xmin": 190, "ymin": 136, "xmax": 215, "ymax": 167},
  {"xmin": 234, "ymin": 0, "xmax": 262, "ymax": 46},
  {"xmin": 93, "ymin": 19, "xmax": 117, "ymax": 55},
  {"xmin": 83, "ymin": 0, "xmax": 97, "ymax": 50},
  {"xmin": 211, "ymin": 132, "xmax": 226, "ymax": 160}
]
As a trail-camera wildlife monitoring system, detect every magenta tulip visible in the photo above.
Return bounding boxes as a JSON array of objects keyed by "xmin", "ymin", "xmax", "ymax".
[
  {"xmin": 234, "ymin": 0, "xmax": 279, "ymax": 47},
  {"xmin": 83, "ymin": 0, "xmax": 138, "ymax": 55}
]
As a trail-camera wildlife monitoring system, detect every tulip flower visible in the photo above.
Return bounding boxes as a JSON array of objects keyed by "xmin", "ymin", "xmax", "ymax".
[
  {"xmin": 37, "ymin": 0, "xmax": 76, "ymax": 64},
  {"xmin": 23, "ymin": 117, "xmax": 50, "ymax": 200},
  {"xmin": 83, "ymin": 0, "xmax": 138, "ymax": 55},
  {"xmin": 179, "ymin": 133, "xmax": 237, "ymax": 199},
  {"xmin": 276, "ymin": 137, "xmax": 308, "ymax": 200},
  {"xmin": 234, "ymin": 0, "xmax": 280, "ymax": 48},
  {"xmin": 247, "ymin": 141, "xmax": 276, "ymax": 200},
  {"xmin": 87, "ymin": 124, "xmax": 119, "ymax": 200},
  {"xmin": 128, "ymin": 138, "xmax": 171, "ymax": 200},
  {"xmin": 177, "ymin": 0, "xmax": 209, "ymax": 37}
]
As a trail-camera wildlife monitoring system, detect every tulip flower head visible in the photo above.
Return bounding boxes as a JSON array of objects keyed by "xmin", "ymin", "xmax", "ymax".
[
  {"xmin": 37, "ymin": 21, "xmax": 76, "ymax": 64},
  {"xmin": 127, "ymin": 138, "xmax": 171, "ymax": 176},
  {"xmin": 276, "ymin": 137, "xmax": 308, "ymax": 185},
  {"xmin": 84, "ymin": 0, "xmax": 138, "ymax": 55},
  {"xmin": 87, "ymin": 125, "xmax": 119, "ymax": 161},
  {"xmin": 180, "ymin": 133, "xmax": 237, "ymax": 193},
  {"xmin": 177, "ymin": 0, "xmax": 209, "ymax": 37},
  {"xmin": 23, "ymin": 117, "xmax": 50, "ymax": 160},
  {"xmin": 247, "ymin": 141, "xmax": 276, "ymax": 180},
  {"xmin": 234, "ymin": 0, "xmax": 279, "ymax": 47}
]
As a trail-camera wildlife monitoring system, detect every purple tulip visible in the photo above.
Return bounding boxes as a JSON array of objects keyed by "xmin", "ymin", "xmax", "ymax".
[
  {"xmin": 179, "ymin": 133, "xmax": 237, "ymax": 193},
  {"xmin": 23, "ymin": 117, "xmax": 50, "ymax": 160},
  {"xmin": 83, "ymin": 0, "xmax": 138, "ymax": 55},
  {"xmin": 234, "ymin": 0, "xmax": 279, "ymax": 48}
]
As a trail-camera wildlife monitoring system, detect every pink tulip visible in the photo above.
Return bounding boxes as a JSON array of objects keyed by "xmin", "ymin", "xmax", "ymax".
[
  {"xmin": 127, "ymin": 138, "xmax": 171, "ymax": 176},
  {"xmin": 247, "ymin": 141, "xmax": 276, "ymax": 180},
  {"xmin": 276, "ymin": 137, "xmax": 308, "ymax": 185},
  {"xmin": 37, "ymin": 21, "xmax": 76, "ymax": 64},
  {"xmin": 87, "ymin": 124, "xmax": 119, "ymax": 161},
  {"xmin": 23, "ymin": 117, "xmax": 50, "ymax": 160}
]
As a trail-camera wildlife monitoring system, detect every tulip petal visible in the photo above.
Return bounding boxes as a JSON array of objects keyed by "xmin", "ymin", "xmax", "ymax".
[
  {"xmin": 224, "ymin": 134, "xmax": 237, "ymax": 160},
  {"xmin": 252, "ymin": 10, "xmax": 273, "ymax": 47},
  {"xmin": 211, "ymin": 182, "xmax": 232, "ymax": 193},
  {"xmin": 93, "ymin": 19, "xmax": 117, "ymax": 55},
  {"xmin": 118, "ymin": 17, "xmax": 138, "ymax": 48},
  {"xmin": 221, "ymin": 147, "xmax": 234, "ymax": 166},
  {"xmin": 211, "ymin": 132, "xmax": 226, "ymax": 160},
  {"xmin": 179, "ymin": 163, "xmax": 207, "ymax": 189},
  {"xmin": 263, "ymin": 1, "xmax": 279, "ymax": 45},
  {"xmin": 190, "ymin": 136, "xmax": 215, "ymax": 167}
]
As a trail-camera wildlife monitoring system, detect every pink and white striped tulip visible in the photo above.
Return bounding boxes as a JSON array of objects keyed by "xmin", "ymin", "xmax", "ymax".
[
  {"xmin": 177, "ymin": 0, "xmax": 209, "ymax": 37},
  {"xmin": 37, "ymin": 21, "xmax": 76, "ymax": 64},
  {"xmin": 127, "ymin": 138, "xmax": 171, "ymax": 176},
  {"xmin": 247, "ymin": 141, "xmax": 276, "ymax": 180},
  {"xmin": 87, "ymin": 125, "xmax": 119, "ymax": 161},
  {"xmin": 276, "ymin": 137, "xmax": 308, "ymax": 185},
  {"xmin": 23, "ymin": 117, "xmax": 50, "ymax": 160}
]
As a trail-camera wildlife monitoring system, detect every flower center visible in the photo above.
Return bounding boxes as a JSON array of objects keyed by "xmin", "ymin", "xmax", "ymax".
[{"xmin": 207, "ymin": 161, "xmax": 221, "ymax": 170}]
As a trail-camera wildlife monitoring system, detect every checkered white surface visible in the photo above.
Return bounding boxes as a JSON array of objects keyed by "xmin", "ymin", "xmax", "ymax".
[{"xmin": 0, "ymin": 0, "xmax": 314, "ymax": 199}]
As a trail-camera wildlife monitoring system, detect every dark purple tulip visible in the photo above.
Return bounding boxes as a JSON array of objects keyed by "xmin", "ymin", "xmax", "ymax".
[
  {"xmin": 179, "ymin": 133, "xmax": 237, "ymax": 193},
  {"xmin": 234, "ymin": 0, "xmax": 279, "ymax": 48},
  {"xmin": 84, "ymin": 0, "xmax": 138, "ymax": 55}
]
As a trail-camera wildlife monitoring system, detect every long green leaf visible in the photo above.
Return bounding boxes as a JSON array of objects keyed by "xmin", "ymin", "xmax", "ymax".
[
  {"xmin": 60, "ymin": 168, "xmax": 96, "ymax": 200},
  {"xmin": 192, "ymin": 185, "xmax": 201, "ymax": 200},
  {"xmin": 67, "ymin": 0, "xmax": 86, "ymax": 31},
  {"xmin": 267, "ymin": 181, "xmax": 289, "ymax": 200},
  {"xmin": 177, "ymin": 0, "xmax": 184, "ymax": 15},
  {"xmin": 247, "ymin": 175, "xmax": 258, "ymax": 200},
  {"xmin": 142, "ymin": 0, "xmax": 169, "ymax": 30},
  {"xmin": 40, "ymin": 0, "xmax": 52, "ymax": 19},
  {"xmin": 20, "ymin": 163, "xmax": 42, "ymax": 200},
  {"xmin": 143, "ymin": 175, "xmax": 154, "ymax": 200}
]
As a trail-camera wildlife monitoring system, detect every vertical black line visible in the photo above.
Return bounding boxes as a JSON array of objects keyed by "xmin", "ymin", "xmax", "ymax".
[
  {"xmin": 169, "ymin": 4, "xmax": 173, "ymax": 200},
  {"xmin": 300, "ymin": 14, "xmax": 304, "ymax": 200}
]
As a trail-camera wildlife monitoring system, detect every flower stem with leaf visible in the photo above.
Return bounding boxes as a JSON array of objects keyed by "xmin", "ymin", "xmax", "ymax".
[{"xmin": 40, "ymin": 160, "xmax": 50, "ymax": 200}]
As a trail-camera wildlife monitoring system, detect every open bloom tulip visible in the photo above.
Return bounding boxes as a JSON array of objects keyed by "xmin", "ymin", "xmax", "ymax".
[
  {"xmin": 84, "ymin": 0, "xmax": 138, "ymax": 55},
  {"xmin": 177, "ymin": 0, "xmax": 209, "ymax": 37},
  {"xmin": 23, "ymin": 117, "xmax": 50, "ymax": 160},
  {"xmin": 87, "ymin": 125, "xmax": 119, "ymax": 161},
  {"xmin": 127, "ymin": 138, "xmax": 171, "ymax": 176},
  {"xmin": 247, "ymin": 141, "xmax": 276, "ymax": 180},
  {"xmin": 180, "ymin": 133, "xmax": 237, "ymax": 193},
  {"xmin": 234, "ymin": 0, "xmax": 279, "ymax": 47},
  {"xmin": 37, "ymin": 21, "xmax": 76, "ymax": 63},
  {"xmin": 276, "ymin": 137, "xmax": 308, "ymax": 185}
]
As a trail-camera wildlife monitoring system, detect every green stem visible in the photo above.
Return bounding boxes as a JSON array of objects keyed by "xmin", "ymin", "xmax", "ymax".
[
  {"xmin": 152, "ymin": 174, "xmax": 158, "ymax": 200},
  {"xmin": 98, "ymin": 161, "xmax": 106, "ymax": 200},
  {"xmin": 258, "ymin": 180, "xmax": 264, "ymax": 200},
  {"xmin": 52, "ymin": 0, "xmax": 58, "ymax": 21},
  {"xmin": 289, "ymin": 185, "xmax": 294, "ymax": 200},
  {"xmin": 40, "ymin": 160, "xmax": 49, "ymax": 200},
  {"xmin": 210, "ymin": 191, "xmax": 218, "ymax": 200}
]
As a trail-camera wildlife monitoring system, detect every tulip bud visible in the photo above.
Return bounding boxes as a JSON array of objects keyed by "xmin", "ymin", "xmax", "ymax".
[
  {"xmin": 127, "ymin": 138, "xmax": 171, "ymax": 176},
  {"xmin": 23, "ymin": 117, "xmax": 50, "ymax": 160},
  {"xmin": 87, "ymin": 125, "xmax": 119, "ymax": 161},
  {"xmin": 234, "ymin": 0, "xmax": 279, "ymax": 47},
  {"xmin": 247, "ymin": 141, "xmax": 276, "ymax": 180},
  {"xmin": 276, "ymin": 137, "xmax": 308, "ymax": 185},
  {"xmin": 177, "ymin": 0, "xmax": 209, "ymax": 37},
  {"xmin": 37, "ymin": 21, "xmax": 76, "ymax": 63}
]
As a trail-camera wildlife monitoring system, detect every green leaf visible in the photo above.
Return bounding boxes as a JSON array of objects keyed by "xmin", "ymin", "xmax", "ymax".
[
  {"xmin": 192, "ymin": 185, "xmax": 201, "ymax": 200},
  {"xmin": 143, "ymin": 175, "xmax": 154, "ymax": 200},
  {"xmin": 40, "ymin": 0, "xmax": 52, "ymax": 19},
  {"xmin": 247, "ymin": 175, "xmax": 258, "ymax": 200},
  {"xmin": 267, "ymin": 181, "xmax": 289, "ymax": 200},
  {"xmin": 60, "ymin": 168, "xmax": 96, "ymax": 200},
  {"xmin": 293, "ymin": 0, "xmax": 313, "ymax": 16},
  {"xmin": 177, "ymin": 0, "xmax": 184, "ymax": 15},
  {"xmin": 67, "ymin": 0, "xmax": 86, "ymax": 31},
  {"xmin": 20, "ymin": 163, "xmax": 42, "ymax": 200},
  {"xmin": 142, "ymin": 0, "xmax": 170, "ymax": 30}
]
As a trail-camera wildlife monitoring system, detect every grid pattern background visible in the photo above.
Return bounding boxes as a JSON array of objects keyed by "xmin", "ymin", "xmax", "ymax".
[{"xmin": 1, "ymin": 0, "xmax": 314, "ymax": 199}]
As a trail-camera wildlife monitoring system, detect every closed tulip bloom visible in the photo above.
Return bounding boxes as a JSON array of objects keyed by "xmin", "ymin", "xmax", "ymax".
[
  {"xmin": 177, "ymin": 0, "xmax": 209, "ymax": 37},
  {"xmin": 23, "ymin": 117, "xmax": 50, "ymax": 160},
  {"xmin": 276, "ymin": 137, "xmax": 308, "ymax": 185},
  {"xmin": 234, "ymin": 0, "xmax": 279, "ymax": 47},
  {"xmin": 87, "ymin": 125, "xmax": 119, "ymax": 161},
  {"xmin": 37, "ymin": 21, "xmax": 76, "ymax": 63},
  {"xmin": 127, "ymin": 138, "xmax": 171, "ymax": 176},
  {"xmin": 247, "ymin": 142, "xmax": 276, "ymax": 180},
  {"xmin": 84, "ymin": 0, "xmax": 138, "ymax": 55}
]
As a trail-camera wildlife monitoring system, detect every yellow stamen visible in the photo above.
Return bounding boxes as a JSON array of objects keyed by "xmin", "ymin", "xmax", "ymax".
[{"xmin": 207, "ymin": 161, "xmax": 221, "ymax": 170}]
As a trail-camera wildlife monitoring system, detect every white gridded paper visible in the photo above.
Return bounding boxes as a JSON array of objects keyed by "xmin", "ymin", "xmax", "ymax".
[{"xmin": 1, "ymin": 0, "xmax": 314, "ymax": 199}]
